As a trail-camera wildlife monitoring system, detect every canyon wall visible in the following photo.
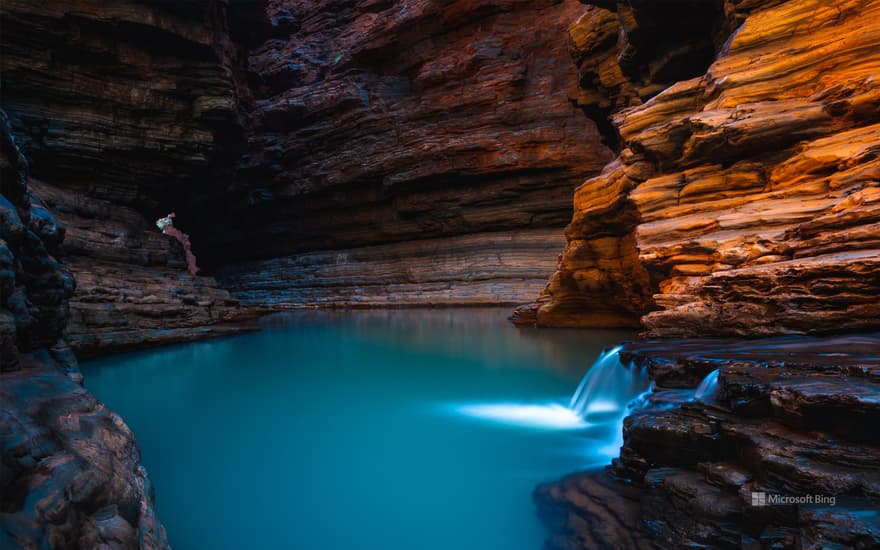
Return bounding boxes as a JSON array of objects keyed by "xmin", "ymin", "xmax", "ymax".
[
  {"xmin": 198, "ymin": 0, "xmax": 613, "ymax": 306},
  {"xmin": 30, "ymin": 180, "xmax": 256, "ymax": 358},
  {"xmin": 0, "ymin": 3, "xmax": 608, "ymax": 544},
  {"xmin": 533, "ymin": 3, "xmax": 880, "ymax": 547},
  {"xmin": 4, "ymin": 0, "xmax": 877, "ymax": 341},
  {"xmin": 0, "ymin": 3, "xmax": 608, "ymax": 543},
  {"xmin": 0, "ymin": 0, "xmax": 260, "ymax": 354},
  {"xmin": 1, "ymin": 112, "xmax": 169, "ymax": 548},
  {"xmin": 1, "ymin": 2, "xmax": 256, "ymax": 542},
  {"xmin": 1, "ymin": 0, "xmax": 615, "ymax": 342},
  {"xmin": 518, "ymin": 0, "xmax": 880, "ymax": 336},
  {"xmin": 219, "ymin": 229, "xmax": 563, "ymax": 307},
  {"xmin": 3, "ymin": 1, "xmax": 879, "ymax": 547}
]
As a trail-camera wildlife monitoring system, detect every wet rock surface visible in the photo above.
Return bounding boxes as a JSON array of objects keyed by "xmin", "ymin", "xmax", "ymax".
[
  {"xmin": 535, "ymin": 471, "xmax": 663, "ymax": 550},
  {"xmin": 538, "ymin": 335, "xmax": 880, "ymax": 549}
]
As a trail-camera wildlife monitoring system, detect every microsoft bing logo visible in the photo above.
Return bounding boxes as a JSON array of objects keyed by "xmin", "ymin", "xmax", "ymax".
[{"xmin": 751, "ymin": 492, "xmax": 767, "ymax": 507}]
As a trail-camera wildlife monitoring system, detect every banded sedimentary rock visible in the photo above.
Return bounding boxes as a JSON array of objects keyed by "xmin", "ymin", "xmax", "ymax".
[
  {"xmin": 218, "ymin": 229, "xmax": 565, "ymax": 307},
  {"xmin": 521, "ymin": 0, "xmax": 880, "ymax": 335},
  {"xmin": 2, "ymin": 0, "xmax": 614, "ymax": 326},
  {"xmin": 0, "ymin": 0, "xmax": 260, "ymax": 352},
  {"xmin": 538, "ymin": 336, "xmax": 880, "ymax": 549},
  {"xmin": 29, "ymin": 180, "xmax": 257, "ymax": 358},
  {"xmin": 191, "ymin": 0, "xmax": 612, "ymax": 307},
  {"xmin": 0, "ymin": 0, "xmax": 244, "ymax": 208}
]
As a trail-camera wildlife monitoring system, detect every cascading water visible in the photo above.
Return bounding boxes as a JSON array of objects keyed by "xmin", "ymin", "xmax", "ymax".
[
  {"xmin": 452, "ymin": 345, "xmax": 653, "ymax": 464},
  {"xmin": 569, "ymin": 346, "xmax": 651, "ymax": 418},
  {"xmin": 693, "ymin": 368, "xmax": 720, "ymax": 402},
  {"xmin": 568, "ymin": 346, "xmax": 653, "ymax": 458}
]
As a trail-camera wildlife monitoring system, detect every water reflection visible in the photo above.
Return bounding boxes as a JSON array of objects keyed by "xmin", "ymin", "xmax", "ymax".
[
  {"xmin": 261, "ymin": 308, "xmax": 634, "ymax": 376},
  {"xmin": 453, "ymin": 402, "xmax": 589, "ymax": 430}
]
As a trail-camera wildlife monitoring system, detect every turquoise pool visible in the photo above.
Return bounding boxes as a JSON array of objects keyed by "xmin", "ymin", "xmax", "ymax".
[{"xmin": 82, "ymin": 309, "xmax": 633, "ymax": 550}]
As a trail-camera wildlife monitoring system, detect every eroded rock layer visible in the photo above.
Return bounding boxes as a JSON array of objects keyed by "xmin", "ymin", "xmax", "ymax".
[
  {"xmin": 538, "ymin": 336, "xmax": 880, "ymax": 549},
  {"xmin": 2, "ymin": 0, "xmax": 614, "ymax": 327},
  {"xmin": 189, "ymin": 0, "xmax": 613, "ymax": 303},
  {"xmin": 29, "ymin": 180, "xmax": 258, "ymax": 358},
  {"xmin": 521, "ymin": 0, "xmax": 880, "ymax": 335},
  {"xmin": 0, "ymin": 0, "xmax": 262, "ymax": 352},
  {"xmin": 0, "ymin": 0, "xmax": 244, "ymax": 210},
  {"xmin": 218, "ymin": 229, "xmax": 564, "ymax": 307}
]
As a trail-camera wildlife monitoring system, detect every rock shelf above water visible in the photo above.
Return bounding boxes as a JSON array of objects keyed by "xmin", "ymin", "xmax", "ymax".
[{"xmin": 538, "ymin": 335, "xmax": 880, "ymax": 549}]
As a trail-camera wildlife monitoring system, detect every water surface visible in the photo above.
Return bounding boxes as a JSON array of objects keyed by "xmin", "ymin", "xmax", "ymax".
[{"xmin": 82, "ymin": 309, "xmax": 633, "ymax": 550}]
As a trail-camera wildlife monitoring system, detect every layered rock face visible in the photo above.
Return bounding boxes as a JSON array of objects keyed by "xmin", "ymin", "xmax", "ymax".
[
  {"xmin": 0, "ymin": 0, "xmax": 244, "ymax": 209},
  {"xmin": 533, "ymin": 2, "xmax": 880, "ymax": 544},
  {"xmin": 0, "ymin": 3, "xmax": 609, "ymax": 545},
  {"xmin": 30, "ymin": 180, "xmax": 257, "ymax": 358},
  {"xmin": 520, "ymin": 0, "xmax": 880, "ymax": 335},
  {"xmin": 0, "ymin": 0, "xmax": 260, "ymax": 353},
  {"xmin": 194, "ymin": 0, "xmax": 612, "ymax": 306},
  {"xmin": 2, "ymin": 0, "xmax": 615, "ymax": 333},
  {"xmin": 538, "ymin": 336, "xmax": 880, "ymax": 549},
  {"xmin": 230, "ymin": 0, "xmax": 610, "ymax": 255},
  {"xmin": 218, "ymin": 229, "xmax": 564, "ymax": 307},
  {"xmin": 1, "ymin": 113, "xmax": 168, "ymax": 548}
]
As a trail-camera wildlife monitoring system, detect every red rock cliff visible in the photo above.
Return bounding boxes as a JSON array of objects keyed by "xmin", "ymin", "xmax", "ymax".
[
  {"xmin": 2, "ymin": 0, "xmax": 615, "ymax": 338},
  {"xmin": 0, "ymin": 0, "xmax": 258, "ymax": 354},
  {"xmin": 517, "ymin": 0, "xmax": 880, "ymax": 336},
  {"xmin": 202, "ymin": 0, "xmax": 615, "ymax": 307}
]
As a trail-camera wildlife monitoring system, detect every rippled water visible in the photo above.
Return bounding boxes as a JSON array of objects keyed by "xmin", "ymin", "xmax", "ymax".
[{"xmin": 81, "ymin": 309, "xmax": 633, "ymax": 550}]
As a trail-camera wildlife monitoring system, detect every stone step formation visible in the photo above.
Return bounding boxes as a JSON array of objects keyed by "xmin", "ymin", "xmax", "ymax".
[{"xmin": 538, "ymin": 335, "xmax": 880, "ymax": 549}]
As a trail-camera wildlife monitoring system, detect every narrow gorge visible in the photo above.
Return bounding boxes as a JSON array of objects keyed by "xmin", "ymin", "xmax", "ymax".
[{"xmin": 1, "ymin": 0, "xmax": 878, "ymax": 548}]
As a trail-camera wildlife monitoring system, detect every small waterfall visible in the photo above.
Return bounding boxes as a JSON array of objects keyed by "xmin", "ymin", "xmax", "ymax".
[
  {"xmin": 568, "ymin": 346, "xmax": 653, "ymax": 461},
  {"xmin": 451, "ymin": 346, "xmax": 652, "ymax": 448},
  {"xmin": 569, "ymin": 346, "xmax": 650, "ymax": 418},
  {"xmin": 693, "ymin": 369, "xmax": 720, "ymax": 402}
]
